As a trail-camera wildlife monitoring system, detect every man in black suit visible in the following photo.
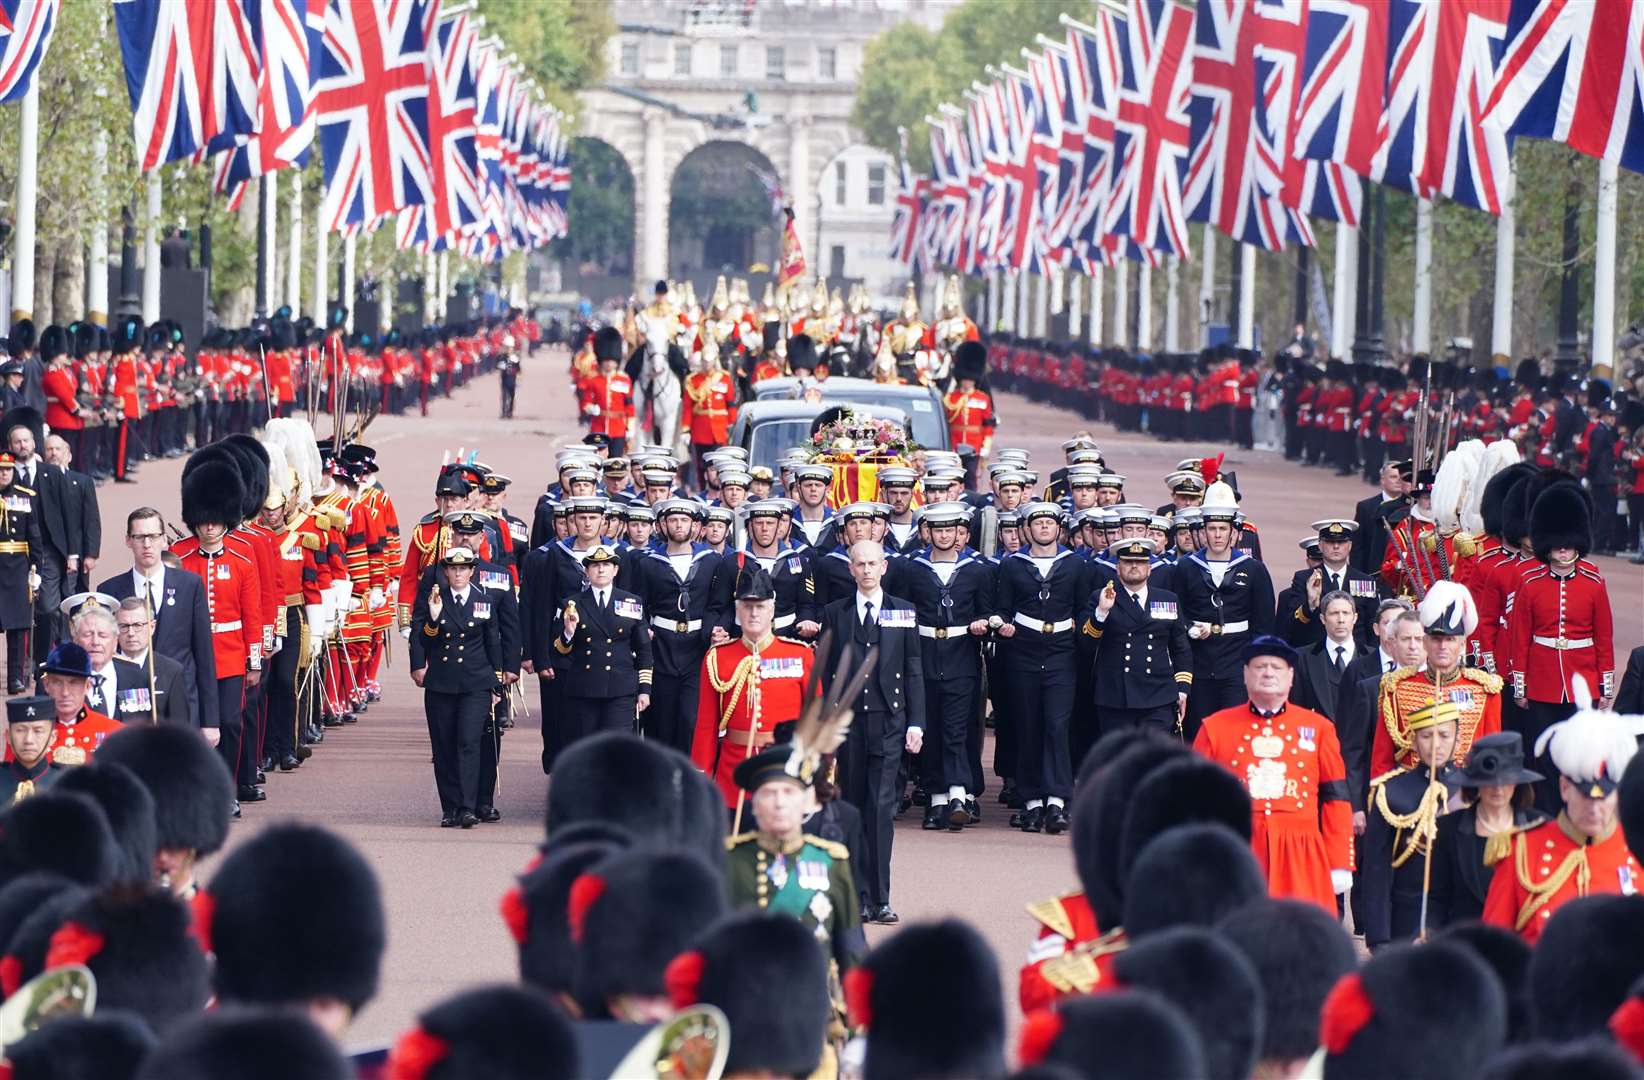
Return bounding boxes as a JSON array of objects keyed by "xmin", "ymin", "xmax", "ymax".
[
  {"xmin": 6, "ymin": 415, "xmax": 79, "ymax": 658},
  {"xmin": 1350, "ymin": 462, "xmax": 1411, "ymax": 575},
  {"xmin": 1618, "ymin": 645, "xmax": 1644, "ymax": 716},
  {"xmin": 1290, "ymin": 591, "xmax": 1361, "ymax": 720},
  {"xmin": 111, "ymin": 596, "xmax": 191, "ymax": 726},
  {"xmin": 42, "ymin": 434, "xmax": 101, "ymax": 594},
  {"xmin": 822, "ymin": 539, "xmax": 925, "ymax": 925},
  {"xmin": 98, "ymin": 506, "xmax": 219, "ymax": 737}
]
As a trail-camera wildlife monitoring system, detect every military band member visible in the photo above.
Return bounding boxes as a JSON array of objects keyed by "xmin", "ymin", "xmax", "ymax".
[
  {"xmin": 410, "ymin": 547, "xmax": 502, "ymax": 829},
  {"xmin": 1192, "ymin": 635, "xmax": 1354, "ymax": 913},
  {"xmin": 1082, "ymin": 538, "xmax": 1193, "ymax": 735},
  {"xmin": 1280, "ymin": 519, "xmax": 1385, "ymax": 648},
  {"xmin": 1379, "ymin": 461, "xmax": 1452, "ymax": 599},
  {"xmin": 693, "ymin": 567, "xmax": 813, "ymax": 807},
  {"xmin": 1358, "ymin": 700, "xmax": 1463, "ymax": 949},
  {"xmin": 904, "ymin": 500, "xmax": 994, "ymax": 831},
  {"xmin": 550, "ymin": 545, "xmax": 650, "ymax": 747},
  {"xmin": 1483, "ymin": 705, "xmax": 1640, "ymax": 943},
  {"xmin": 0, "ymin": 696, "xmax": 57, "ymax": 801},
  {"xmin": 637, "ymin": 499, "xmax": 732, "ymax": 755},
  {"xmin": 1174, "ymin": 487, "xmax": 1276, "ymax": 741},
  {"xmin": 993, "ymin": 502, "xmax": 1085, "ymax": 835},
  {"xmin": 0, "ymin": 450, "xmax": 40, "ymax": 692}
]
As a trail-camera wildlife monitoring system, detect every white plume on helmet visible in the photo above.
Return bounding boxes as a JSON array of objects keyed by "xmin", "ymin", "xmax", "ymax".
[
  {"xmin": 1431, "ymin": 440, "xmax": 1484, "ymax": 532},
  {"xmin": 264, "ymin": 418, "xmax": 321, "ymax": 503},
  {"xmin": 1418, "ymin": 580, "xmax": 1479, "ymax": 638},
  {"xmin": 1534, "ymin": 677, "xmax": 1644, "ymax": 790},
  {"xmin": 1462, "ymin": 439, "xmax": 1521, "ymax": 534},
  {"xmin": 260, "ymin": 439, "xmax": 291, "ymax": 506}
]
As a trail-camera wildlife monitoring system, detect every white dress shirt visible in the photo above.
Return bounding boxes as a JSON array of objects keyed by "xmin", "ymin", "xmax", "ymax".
[{"xmin": 855, "ymin": 589, "xmax": 885, "ymax": 623}]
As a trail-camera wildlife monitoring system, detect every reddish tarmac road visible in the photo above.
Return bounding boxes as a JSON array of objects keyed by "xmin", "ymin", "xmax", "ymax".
[{"xmin": 86, "ymin": 348, "xmax": 1640, "ymax": 1049}]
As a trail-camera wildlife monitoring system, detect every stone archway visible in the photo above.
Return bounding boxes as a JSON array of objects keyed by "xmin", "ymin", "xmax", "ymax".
[
  {"xmin": 550, "ymin": 136, "xmax": 636, "ymax": 306},
  {"xmin": 667, "ymin": 140, "xmax": 782, "ymax": 300}
]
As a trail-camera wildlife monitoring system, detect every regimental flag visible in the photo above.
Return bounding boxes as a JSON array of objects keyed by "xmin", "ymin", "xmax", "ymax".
[
  {"xmin": 777, "ymin": 206, "xmax": 807, "ymax": 294},
  {"xmin": 0, "ymin": 0, "xmax": 59, "ymax": 104},
  {"xmin": 1482, "ymin": 0, "xmax": 1644, "ymax": 176},
  {"xmin": 1106, "ymin": 0, "xmax": 1195, "ymax": 260},
  {"xmin": 1369, "ymin": 0, "xmax": 1512, "ymax": 215},
  {"xmin": 314, "ymin": 0, "xmax": 437, "ymax": 232},
  {"xmin": 114, "ymin": 0, "xmax": 263, "ymax": 171}
]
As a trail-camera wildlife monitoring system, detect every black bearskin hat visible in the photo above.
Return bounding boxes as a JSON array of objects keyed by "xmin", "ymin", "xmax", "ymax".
[
  {"xmin": 2, "ymin": 884, "xmax": 89, "ymax": 996},
  {"xmin": 508, "ymin": 833, "xmax": 631, "ymax": 995},
  {"xmin": 1529, "ymin": 482, "xmax": 1593, "ymax": 561},
  {"xmin": 1110, "ymin": 926, "xmax": 1264, "ymax": 1080},
  {"xmin": 1322, "ymin": 941, "xmax": 1506, "ymax": 1080},
  {"xmin": 180, "ymin": 458, "xmax": 245, "ymax": 531},
  {"xmin": 1117, "ymin": 756, "xmax": 1252, "ymax": 888},
  {"xmin": 133, "ymin": 1008, "xmax": 352, "ymax": 1080},
  {"xmin": 0, "ymin": 405, "xmax": 44, "ymax": 453},
  {"xmin": 1480, "ymin": 463, "xmax": 1538, "ymax": 539},
  {"xmin": 1529, "ymin": 894, "xmax": 1644, "ymax": 1041},
  {"xmin": 0, "ymin": 791, "xmax": 119, "ymax": 891},
  {"xmin": 6, "ymin": 1012, "xmax": 156, "ymax": 1080},
  {"xmin": 855, "ymin": 919, "xmax": 1005, "ymax": 1080},
  {"xmin": 206, "ymin": 823, "xmax": 385, "ymax": 1012},
  {"xmin": 955, "ymin": 340, "xmax": 988, "ymax": 383},
  {"xmin": 1018, "ymin": 990, "xmax": 1205, "ymax": 1079},
  {"xmin": 1123, "ymin": 824, "xmax": 1265, "ymax": 939},
  {"xmin": 7, "ymin": 318, "xmax": 34, "ymax": 354},
  {"xmin": 667, "ymin": 911, "xmax": 829, "ymax": 1079},
  {"xmin": 45, "ymin": 884, "xmax": 210, "ymax": 1034},
  {"xmin": 786, "ymin": 333, "xmax": 818, "ymax": 372},
  {"xmin": 1218, "ymin": 898, "xmax": 1357, "ymax": 1064},
  {"xmin": 0, "ymin": 872, "xmax": 74, "ymax": 961},
  {"xmin": 1438, "ymin": 922, "xmax": 1534, "ymax": 1043},
  {"xmin": 1071, "ymin": 736, "xmax": 1190, "ymax": 927},
  {"xmin": 546, "ymin": 734, "xmax": 725, "ymax": 870},
  {"xmin": 593, "ymin": 326, "xmax": 624, "ymax": 363},
  {"xmin": 1480, "ymin": 1041, "xmax": 1644, "ymax": 1080},
  {"xmin": 570, "ymin": 849, "xmax": 725, "ymax": 1017},
  {"xmin": 1621, "ymin": 751, "xmax": 1644, "ymax": 865},
  {"xmin": 95, "ymin": 725, "xmax": 235, "ymax": 856},
  {"xmin": 36, "ymin": 324, "xmax": 65, "ymax": 363},
  {"xmin": 390, "ymin": 985, "xmax": 579, "ymax": 1080},
  {"xmin": 51, "ymin": 761, "xmax": 158, "ymax": 886}
]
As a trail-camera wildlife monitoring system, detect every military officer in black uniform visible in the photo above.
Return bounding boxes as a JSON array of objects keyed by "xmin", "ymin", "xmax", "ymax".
[
  {"xmin": 550, "ymin": 545, "xmax": 651, "ymax": 743},
  {"xmin": 0, "ymin": 451, "xmax": 40, "ymax": 693},
  {"xmin": 721, "ymin": 499, "xmax": 820, "ymax": 640},
  {"xmin": 1278, "ymin": 518, "xmax": 1385, "ymax": 649},
  {"xmin": 636, "ymin": 498, "xmax": 731, "ymax": 754},
  {"xmin": 992, "ymin": 501, "xmax": 1088, "ymax": 835},
  {"xmin": 903, "ymin": 500, "xmax": 994, "ymax": 831},
  {"xmin": 1171, "ymin": 491, "xmax": 1275, "ymax": 741},
  {"xmin": 1082, "ymin": 538, "xmax": 1193, "ymax": 735},
  {"xmin": 410, "ymin": 546, "xmax": 503, "ymax": 829}
]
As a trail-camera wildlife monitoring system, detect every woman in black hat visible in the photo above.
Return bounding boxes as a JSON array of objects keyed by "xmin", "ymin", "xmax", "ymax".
[{"xmin": 1428, "ymin": 731, "xmax": 1546, "ymax": 930}]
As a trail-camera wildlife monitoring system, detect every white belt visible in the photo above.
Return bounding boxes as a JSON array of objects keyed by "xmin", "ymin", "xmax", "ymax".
[
  {"xmin": 918, "ymin": 623, "xmax": 972, "ymax": 640},
  {"xmin": 211, "ymin": 620, "xmax": 243, "ymax": 633},
  {"xmin": 1534, "ymin": 635, "xmax": 1594, "ymax": 650},
  {"xmin": 1013, "ymin": 614, "xmax": 1073, "ymax": 634},
  {"xmin": 773, "ymin": 612, "xmax": 797, "ymax": 629},
  {"xmin": 1217, "ymin": 620, "xmax": 1251, "ymax": 634},
  {"xmin": 652, "ymin": 616, "xmax": 703, "ymax": 633}
]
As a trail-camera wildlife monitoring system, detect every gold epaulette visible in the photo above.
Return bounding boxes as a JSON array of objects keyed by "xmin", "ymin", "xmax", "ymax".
[
  {"xmin": 805, "ymin": 836, "xmax": 851, "ymax": 861},
  {"xmin": 1025, "ymin": 893, "xmax": 1079, "ymax": 940},
  {"xmin": 300, "ymin": 532, "xmax": 321, "ymax": 551},
  {"xmin": 1038, "ymin": 928, "xmax": 1128, "ymax": 995},
  {"xmin": 1453, "ymin": 531, "xmax": 1479, "ymax": 558},
  {"xmin": 1461, "ymin": 666, "xmax": 1504, "ymax": 694},
  {"xmin": 1380, "ymin": 664, "xmax": 1419, "ymax": 693},
  {"xmin": 1369, "ymin": 766, "xmax": 1409, "ymax": 789},
  {"xmin": 726, "ymin": 832, "xmax": 761, "ymax": 851}
]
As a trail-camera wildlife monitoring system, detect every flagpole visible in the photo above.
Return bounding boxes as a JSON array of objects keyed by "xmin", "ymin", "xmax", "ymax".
[
  {"xmin": 1001, "ymin": 272, "xmax": 1017, "ymax": 332},
  {"xmin": 343, "ymin": 232, "xmax": 356, "ymax": 332},
  {"xmin": 1490, "ymin": 164, "xmax": 1515, "ymax": 364},
  {"xmin": 10, "ymin": 81, "xmax": 37, "ymax": 323},
  {"xmin": 1067, "ymin": 269, "xmax": 1082, "ymax": 338},
  {"xmin": 1164, "ymin": 258, "xmax": 1180, "ymax": 351},
  {"xmin": 256, "ymin": 175, "xmax": 272, "ymax": 318},
  {"xmin": 1593, "ymin": 157, "xmax": 1618, "ymax": 375},
  {"xmin": 1034, "ymin": 273, "xmax": 1049, "ymax": 336},
  {"xmin": 312, "ymin": 216, "xmax": 329, "ymax": 325},
  {"xmin": 1199, "ymin": 224, "xmax": 1216, "ymax": 347},
  {"xmin": 987, "ymin": 270, "xmax": 1000, "ymax": 331},
  {"xmin": 287, "ymin": 177, "xmax": 304, "ymax": 311},
  {"xmin": 1412, "ymin": 199, "xmax": 1432, "ymax": 356},
  {"xmin": 1018, "ymin": 271, "xmax": 1031, "ymax": 333},
  {"xmin": 142, "ymin": 171, "xmax": 162, "ymax": 324},
  {"xmin": 1236, "ymin": 244, "xmax": 1255, "ymax": 349},
  {"xmin": 1331, "ymin": 223, "xmax": 1356, "ymax": 360},
  {"xmin": 1088, "ymin": 267, "xmax": 1103, "ymax": 347},
  {"xmin": 438, "ymin": 251, "xmax": 449, "ymax": 321},
  {"xmin": 88, "ymin": 130, "xmax": 109, "ymax": 327},
  {"xmin": 1137, "ymin": 263, "xmax": 1153, "ymax": 350},
  {"xmin": 1113, "ymin": 260, "xmax": 1128, "ymax": 347}
]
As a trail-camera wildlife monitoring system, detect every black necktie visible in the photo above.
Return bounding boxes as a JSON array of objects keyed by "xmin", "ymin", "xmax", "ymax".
[
  {"xmin": 862, "ymin": 601, "xmax": 874, "ymax": 628},
  {"xmin": 1131, "ymin": 593, "xmax": 1142, "ymax": 607},
  {"xmin": 1333, "ymin": 645, "xmax": 1346, "ymax": 673},
  {"xmin": 1328, "ymin": 573, "xmax": 1341, "ymax": 595}
]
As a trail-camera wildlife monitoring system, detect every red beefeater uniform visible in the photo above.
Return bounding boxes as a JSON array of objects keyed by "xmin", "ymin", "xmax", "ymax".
[
  {"xmin": 1193, "ymin": 702, "xmax": 1354, "ymax": 912},
  {"xmin": 692, "ymin": 635, "xmax": 813, "ymax": 807},
  {"xmin": 1017, "ymin": 890, "xmax": 1125, "ymax": 1012},
  {"xmin": 1506, "ymin": 562, "xmax": 1615, "ymax": 703},
  {"xmin": 584, "ymin": 370, "xmax": 635, "ymax": 441},
  {"xmin": 1483, "ymin": 815, "xmax": 1639, "ymax": 944},
  {"xmin": 681, "ymin": 368, "xmax": 737, "ymax": 447},
  {"xmin": 943, "ymin": 386, "xmax": 995, "ymax": 454},
  {"xmin": 173, "ymin": 541, "xmax": 263, "ymax": 678}
]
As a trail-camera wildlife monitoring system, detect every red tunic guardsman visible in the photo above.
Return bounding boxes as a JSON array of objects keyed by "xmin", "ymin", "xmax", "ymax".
[
  {"xmin": 944, "ymin": 342, "xmax": 996, "ymax": 456},
  {"xmin": 1482, "ymin": 706, "xmax": 1642, "ymax": 944},
  {"xmin": 691, "ymin": 568, "xmax": 813, "ymax": 808},
  {"xmin": 1192, "ymin": 635, "xmax": 1354, "ymax": 913},
  {"xmin": 582, "ymin": 328, "xmax": 635, "ymax": 454}
]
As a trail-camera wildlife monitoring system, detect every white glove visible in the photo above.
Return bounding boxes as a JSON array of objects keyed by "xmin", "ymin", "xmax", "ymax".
[
  {"xmin": 305, "ymin": 604, "xmax": 328, "ymax": 639},
  {"xmin": 28, "ymin": 571, "xmax": 39, "ymax": 591},
  {"xmin": 400, "ymin": 625, "xmax": 412, "ymax": 641},
  {"xmin": 369, "ymin": 587, "xmax": 385, "ymax": 610},
  {"xmin": 1330, "ymin": 869, "xmax": 1353, "ymax": 896},
  {"xmin": 587, "ymin": 404, "xmax": 601, "ymax": 417},
  {"xmin": 1187, "ymin": 621, "xmax": 1213, "ymax": 641},
  {"xmin": 269, "ymin": 636, "xmax": 283, "ymax": 657}
]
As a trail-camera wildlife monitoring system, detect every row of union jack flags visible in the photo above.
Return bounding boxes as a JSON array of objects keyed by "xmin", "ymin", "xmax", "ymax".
[
  {"xmin": 894, "ymin": 0, "xmax": 1644, "ymax": 274},
  {"xmin": 111, "ymin": 0, "xmax": 567, "ymax": 261}
]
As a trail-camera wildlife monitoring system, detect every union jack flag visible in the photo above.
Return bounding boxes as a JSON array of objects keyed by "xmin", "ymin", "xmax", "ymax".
[
  {"xmin": 1482, "ymin": 0, "xmax": 1644, "ymax": 175},
  {"xmin": 996, "ymin": 66, "xmax": 1051, "ymax": 273},
  {"xmin": 115, "ymin": 0, "xmax": 263, "ymax": 171},
  {"xmin": 926, "ymin": 114, "xmax": 969, "ymax": 269},
  {"xmin": 1293, "ymin": 0, "xmax": 1387, "ymax": 177},
  {"xmin": 890, "ymin": 141, "xmax": 926, "ymax": 269},
  {"xmin": 314, "ymin": 0, "xmax": 437, "ymax": 232},
  {"xmin": 1370, "ymin": 0, "xmax": 1512, "ymax": 215},
  {"xmin": 210, "ymin": 0, "xmax": 325, "ymax": 207},
  {"xmin": 967, "ymin": 85, "xmax": 1008, "ymax": 273},
  {"xmin": 421, "ymin": 8, "xmax": 481, "ymax": 242},
  {"xmin": 0, "ymin": 0, "xmax": 58, "ymax": 104},
  {"xmin": 1061, "ymin": 15, "xmax": 1123, "ymax": 265},
  {"xmin": 1184, "ymin": 0, "xmax": 1314, "ymax": 251},
  {"xmin": 1106, "ymin": 0, "xmax": 1195, "ymax": 260}
]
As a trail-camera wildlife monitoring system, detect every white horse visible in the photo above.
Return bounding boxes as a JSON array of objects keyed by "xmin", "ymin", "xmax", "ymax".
[{"xmin": 633, "ymin": 317, "xmax": 684, "ymax": 454}]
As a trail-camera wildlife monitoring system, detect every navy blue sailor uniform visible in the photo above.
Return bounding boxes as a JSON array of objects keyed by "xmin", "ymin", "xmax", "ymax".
[
  {"xmin": 1081, "ymin": 580, "xmax": 1193, "ymax": 735},
  {"xmin": 1171, "ymin": 547, "xmax": 1275, "ymax": 742},
  {"xmin": 410, "ymin": 575, "xmax": 503, "ymax": 822},
  {"xmin": 790, "ymin": 509, "xmax": 836, "ymax": 553},
  {"xmin": 636, "ymin": 542, "xmax": 730, "ymax": 754},
  {"xmin": 993, "ymin": 544, "xmax": 1086, "ymax": 818},
  {"xmin": 551, "ymin": 583, "xmax": 652, "ymax": 742},
  {"xmin": 903, "ymin": 546, "xmax": 995, "ymax": 812}
]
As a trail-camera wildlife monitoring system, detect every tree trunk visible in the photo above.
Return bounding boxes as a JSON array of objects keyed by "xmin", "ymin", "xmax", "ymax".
[
  {"xmin": 31, "ymin": 239, "xmax": 55, "ymax": 325},
  {"xmin": 52, "ymin": 234, "xmax": 83, "ymax": 323}
]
